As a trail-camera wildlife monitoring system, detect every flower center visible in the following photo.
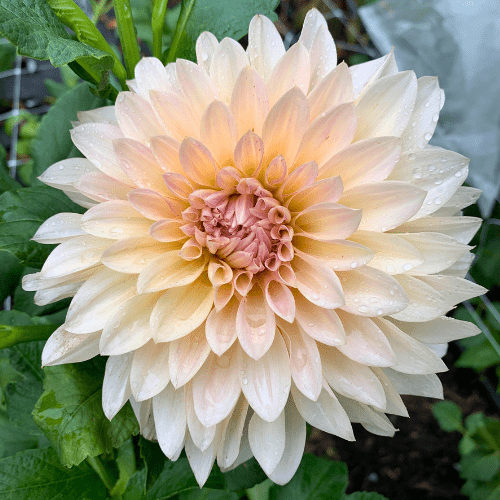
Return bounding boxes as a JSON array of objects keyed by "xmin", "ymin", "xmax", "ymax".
[{"xmin": 180, "ymin": 177, "xmax": 294, "ymax": 274}]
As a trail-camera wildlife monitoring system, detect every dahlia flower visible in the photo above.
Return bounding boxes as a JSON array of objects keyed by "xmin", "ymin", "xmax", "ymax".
[{"xmin": 24, "ymin": 9, "xmax": 485, "ymax": 485}]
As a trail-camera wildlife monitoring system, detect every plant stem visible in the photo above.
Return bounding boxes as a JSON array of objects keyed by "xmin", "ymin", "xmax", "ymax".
[
  {"xmin": 165, "ymin": 0, "xmax": 197, "ymax": 64},
  {"xmin": 113, "ymin": 0, "xmax": 141, "ymax": 79},
  {"xmin": 87, "ymin": 456, "xmax": 115, "ymax": 492},
  {"xmin": 91, "ymin": 0, "xmax": 112, "ymax": 25},
  {"xmin": 152, "ymin": 0, "xmax": 169, "ymax": 60}
]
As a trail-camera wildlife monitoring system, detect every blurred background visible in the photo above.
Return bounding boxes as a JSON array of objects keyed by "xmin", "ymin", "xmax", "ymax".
[{"xmin": 1, "ymin": 1, "xmax": 499, "ymax": 499}]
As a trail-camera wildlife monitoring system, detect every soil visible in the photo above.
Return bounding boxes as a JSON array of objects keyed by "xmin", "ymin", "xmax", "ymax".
[{"xmin": 305, "ymin": 343, "xmax": 499, "ymax": 500}]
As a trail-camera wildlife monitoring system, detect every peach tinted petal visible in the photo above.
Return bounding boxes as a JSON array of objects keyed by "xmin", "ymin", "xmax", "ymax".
[
  {"xmin": 150, "ymin": 135, "xmax": 183, "ymax": 174},
  {"xmin": 205, "ymin": 296, "xmax": 239, "ymax": 355},
  {"xmin": 74, "ymin": 172, "xmax": 131, "ymax": 201},
  {"xmin": 233, "ymin": 131, "xmax": 264, "ymax": 177},
  {"xmin": 179, "ymin": 137, "xmax": 217, "ymax": 186}
]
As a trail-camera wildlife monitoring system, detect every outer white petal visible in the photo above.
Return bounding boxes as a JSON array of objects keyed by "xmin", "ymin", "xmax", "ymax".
[
  {"xmin": 383, "ymin": 368, "xmax": 443, "ymax": 399},
  {"xmin": 185, "ymin": 383, "xmax": 216, "ymax": 452},
  {"xmin": 249, "ymin": 410, "xmax": 285, "ymax": 475},
  {"xmin": 308, "ymin": 24, "xmax": 337, "ymax": 90},
  {"xmin": 268, "ymin": 398, "xmax": 306, "ymax": 485},
  {"xmin": 134, "ymin": 57, "xmax": 173, "ymax": 101},
  {"xmin": 77, "ymin": 106, "xmax": 118, "ymax": 126},
  {"xmin": 41, "ymin": 327, "xmax": 100, "ymax": 366},
  {"xmin": 34, "ymin": 282, "xmax": 82, "ymax": 306},
  {"xmin": 38, "ymin": 158, "xmax": 99, "ymax": 190},
  {"xmin": 371, "ymin": 368, "xmax": 409, "ymax": 417},
  {"xmin": 130, "ymin": 340, "xmax": 170, "ymax": 401},
  {"xmin": 432, "ymin": 186, "xmax": 481, "ymax": 217},
  {"xmin": 238, "ymin": 334, "xmax": 291, "ymax": 422},
  {"xmin": 196, "ymin": 31, "xmax": 219, "ymax": 73},
  {"xmin": 185, "ymin": 426, "xmax": 222, "ymax": 487},
  {"xmin": 247, "ymin": 14, "xmax": 285, "ymax": 82},
  {"xmin": 350, "ymin": 49, "xmax": 397, "ymax": 98},
  {"xmin": 153, "ymin": 384, "xmax": 187, "ymax": 459},
  {"xmin": 291, "ymin": 383, "xmax": 354, "ymax": 440},
  {"xmin": 102, "ymin": 353, "xmax": 133, "ymax": 420},
  {"xmin": 33, "ymin": 214, "xmax": 85, "ymax": 244}
]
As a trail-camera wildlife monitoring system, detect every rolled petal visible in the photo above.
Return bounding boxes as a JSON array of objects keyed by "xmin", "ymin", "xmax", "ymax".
[
  {"xmin": 238, "ymin": 333, "xmax": 291, "ymax": 422},
  {"xmin": 292, "ymin": 255, "xmax": 344, "ymax": 309},
  {"xmin": 339, "ymin": 266, "xmax": 408, "ymax": 317},
  {"xmin": 185, "ymin": 385, "xmax": 216, "ymax": 451},
  {"xmin": 248, "ymin": 410, "xmax": 285, "ymax": 475},
  {"xmin": 65, "ymin": 268, "xmax": 137, "ymax": 333},
  {"xmin": 291, "ymin": 383, "xmax": 354, "ymax": 440},
  {"xmin": 247, "ymin": 14, "xmax": 285, "ymax": 82},
  {"xmin": 100, "ymin": 292, "xmax": 160, "ymax": 355},
  {"xmin": 264, "ymin": 279, "xmax": 295, "ymax": 323},
  {"xmin": 151, "ymin": 276, "xmax": 214, "ymax": 342},
  {"xmin": 169, "ymin": 324, "xmax": 211, "ymax": 388},
  {"xmin": 320, "ymin": 346, "xmax": 386, "ymax": 408},
  {"xmin": 42, "ymin": 327, "xmax": 100, "ymax": 366},
  {"xmin": 137, "ymin": 251, "xmax": 207, "ymax": 293},
  {"xmin": 372, "ymin": 367, "xmax": 409, "ymax": 417},
  {"xmin": 340, "ymin": 181, "xmax": 426, "ymax": 232},
  {"xmin": 354, "ymin": 71, "xmax": 418, "ymax": 141},
  {"xmin": 336, "ymin": 311, "xmax": 396, "ymax": 367},
  {"xmin": 319, "ymin": 137, "xmax": 401, "ymax": 190},
  {"xmin": 153, "ymin": 384, "xmax": 187, "ymax": 459},
  {"xmin": 102, "ymin": 353, "xmax": 133, "ymax": 420},
  {"xmin": 192, "ymin": 349, "xmax": 241, "ymax": 427},
  {"xmin": 294, "ymin": 291, "xmax": 346, "ymax": 346}
]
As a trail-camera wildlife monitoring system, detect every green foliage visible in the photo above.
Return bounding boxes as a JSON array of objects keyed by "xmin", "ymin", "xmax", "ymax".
[
  {"xmin": 0, "ymin": 0, "xmax": 114, "ymax": 94},
  {"xmin": 169, "ymin": 0, "xmax": 279, "ymax": 62},
  {"xmin": 0, "ymin": 146, "xmax": 21, "ymax": 194},
  {"xmin": 268, "ymin": 455, "xmax": 348, "ymax": 500},
  {"xmin": 33, "ymin": 357, "xmax": 139, "ymax": 467},
  {"xmin": 0, "ymin": 185, "xmax": 82, "ymax": 267},
  {"xmin": 0, "ymin": 447, "xmax": 107, "ymax": 500},
  {"xmin": 434, "ymin": 402, "xmax": 500, "ymax": 499},
  {"xmin": 344, "ymin": 493, "xmax": 390, "ymax": 500},
  {"xmin": 0, "ymin": 40, "xmax": 16, "ymax": 72}
]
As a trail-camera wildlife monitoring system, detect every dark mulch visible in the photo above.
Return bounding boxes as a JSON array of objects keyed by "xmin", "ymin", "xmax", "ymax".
[{"xmin": 305, "ymin": 344, "xmax": 499, "ymax": 499}]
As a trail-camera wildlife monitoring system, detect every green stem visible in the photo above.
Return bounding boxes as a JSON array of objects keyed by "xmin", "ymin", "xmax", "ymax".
[
  {"xmin": 152, "ymin": 0, "xmax": 169, "ymax": 60},
  {"xmin": 91, "ymin": 0, "xmax": 113, "ymax": 25},
  {"xmin": 113, "ymin": 0, "xmax": 141, "ymax": 79},
  {"xmin": 165, "ymin": 0, "xmax": 197, "ymax": 64},
  {"xmin": 0, "ymin": 324, "xmax": 60, "ymax": 350},
  {"xmin": 87, "ymin": 456, "xmax": 115, "ymax": 492}
]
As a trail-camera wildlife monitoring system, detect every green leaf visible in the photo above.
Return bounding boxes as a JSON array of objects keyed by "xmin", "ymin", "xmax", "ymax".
[
  {"xmin": 246, "ymin": 478, "xmax": 273, "ymax": 500},
  {"xmin": 0, "ymin": 185, "xmax": 83, "ymax": 267},
  {"xmin": 456, "ymin": 339, "xmax": 500, "ymax": 371},
  {"xmin": 0, "ymin": 40, "xmax": 16, "ymax": 72},
  {"xmin": 179, "ymin": 489, "xmax": 238, "ymax": 500},
  {"xmin": 170, "ymin": 0, "xmax": 279, "ymax": 62},
  {"xmin": 0, "ymin": 409, "xmax": 43, "ymax": 458},
  {"xmin": 223, "ymin": 458, "xmax": 267, "ymax": 492},
  {"xmin": 0, "ymin": 0, "xmax": 114, "ymax": 88},
  {"xmin": 0, "ymin": 447, "xmax": 107, "ymax": 500},
  {"xmin": 344, "ymin": 493, "xmax": 390, "ymax": 500},
  {"xmin": 111, "ymin": 439, "xmax": 137, "ymax": 497},
  {"xmin": 0, "ymin": 251, "xmax": 23, "ymax": 304},
  {"xmin": 139, "ymin": 437, "xmax": 167, "ymax": 490},
  {"xmin": 460, "ymin": 451, "xmax": 500, "ymax": 482},
  {"xmin": 122, "ymin": 468, "xmax": 147, "ymax": 500},
  {"xmin": 145, "ymin": 457, "xmax": 225, "ymax": 500},
  {"xmin": 268, "ymin": 455, "xmax": 348, "ymax": 500},
  {"xmin": 33, "ymin": 358, "xmax": 139, "ymax": 467},
  {"xmin": 30, "ymin": 82, "xmax": 107, "ymax": 182},
  {"xmin": 0, "ymin": 145, "xmax": 21, "ymax": 194},
  {"xmin": 459, "ymin": 435, "xmax": 477, "ymax": 456},
  {"xmin": 432, "ymin": 401, "xmax": 464, "ymax": 432},
  {"xmin": 465, "ymin": 412, "xmax": 488, "ymax": 434}
]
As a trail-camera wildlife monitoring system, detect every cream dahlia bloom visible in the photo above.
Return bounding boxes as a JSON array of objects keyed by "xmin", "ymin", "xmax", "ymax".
[{"xmin": 25, "ymin": 9, "xmax": 485, "ymax": 485}]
